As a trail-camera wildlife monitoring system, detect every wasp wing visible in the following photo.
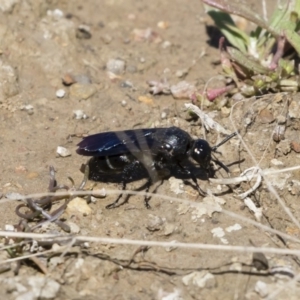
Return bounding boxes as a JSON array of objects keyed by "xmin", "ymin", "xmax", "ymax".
[{"xmin": 76, "ymin": 128, "xmax": 166, "ymax": 157}]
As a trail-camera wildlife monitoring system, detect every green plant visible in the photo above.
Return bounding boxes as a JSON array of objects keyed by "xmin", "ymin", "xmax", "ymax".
[{"xmin": 202, "ymin": 0, "xmax": 300, "ymax": 98}]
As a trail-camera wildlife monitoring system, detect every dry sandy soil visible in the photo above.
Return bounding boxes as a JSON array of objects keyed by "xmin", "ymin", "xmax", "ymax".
[{"xmin": 1, "ymin": 0, "xmax": 300, "ymax": 299}]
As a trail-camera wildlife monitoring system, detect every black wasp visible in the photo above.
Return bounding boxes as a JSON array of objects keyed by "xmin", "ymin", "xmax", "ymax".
[{"xmin": 76, "ymin": 126, "xmax": 236, "ymax": 209}]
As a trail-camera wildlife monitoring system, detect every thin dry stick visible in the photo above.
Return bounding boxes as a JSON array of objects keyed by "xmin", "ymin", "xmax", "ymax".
[
  {"xmin": 3, "ymin": 188, "xmax": 300, "ymax": 244},
  {"xmin": 1, "ymin": 232, "xmax": 300, "ymax": 262}
]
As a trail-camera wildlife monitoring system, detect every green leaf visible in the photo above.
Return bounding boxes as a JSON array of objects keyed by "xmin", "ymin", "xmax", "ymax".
[
  {"xmin": 227, "ymin": 47, "xmax": 270, "ymax": 74},
  {"xmin": 203, "ymin": 0, "xmax": 269, "ymax": 32},
  {"xmin": 207, "ymin": 10, "xmax": 248, "ymax": 52},
  {"xmin": 284, "ymin": 29, "xmax": 300, "ymax": 55}
]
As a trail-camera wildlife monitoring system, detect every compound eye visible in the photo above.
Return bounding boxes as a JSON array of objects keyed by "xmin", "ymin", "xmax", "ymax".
[{"xmin": 191, "ymin": 140, "xmax": 211, "ymax": 168}]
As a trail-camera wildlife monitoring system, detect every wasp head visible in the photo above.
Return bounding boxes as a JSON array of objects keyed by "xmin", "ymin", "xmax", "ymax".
[{"xmin": 190, "ymin": 139, "xmax": 212, "ymax": 169}]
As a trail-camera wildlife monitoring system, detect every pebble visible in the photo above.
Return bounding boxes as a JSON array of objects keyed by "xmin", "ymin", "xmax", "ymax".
[
  {"xmin": 126, "ymin": 65, "xmax": 137, "ymax": 73},
  {"xmin": 168, "ymin": 177, "xmax": 184, "ymax": 194},
  {"xmin": 221, "ymin": 106, "xmax": 230, "ymax": 117},
  {"xmin": 225, "ymin": 223, "xmax": 242, "ymax": 232},
  {"xmin": 83, "ymin": 242, "xmax": 90, "ymax": 248},
  {"xmin": 76, "ymin": 24, "xmax": 92, "ymax": 39},
  {"xmin": 120, "ymin": 80, "xmax": 133, "ymax": 88},
  {"xmin": 270, "ymin": 158, "xmax": 284, "ymax": 166},
  {"xmin": 175, "ymin": 69, "xmax": 188, "ymax": 78},
  {"xmin": 276, "ymin": 139, "xmax": 291, "ymax": 155},
  {"xmin": 161, "ymin": 111, "xmax": 167, "ymax": 119},
  {"xmin": 28, "ymin": 276, "xmax": 60, "ymax": 299},
  {"xmin": 5, "ymin": 192, "xmax": 23, "ymax": 200},
  {"xmin": 20, "ymin": 104, "xmax": 34, "ymax": 114},
  {"xmin": 62, "ymin": 73, "xmax": 76, "ymax": 86},
  {"xmin": 157, "ymin": 21, "xmax": 169, "ymax": 29},
  {"xmin": 26, "ymin": 172, "xmax": 39, "ymax": 179},
  {"xmin": 288, "ymin": 100, "xmax": 300, "ymax": 119},
  {"xmin": 146, "ymin": 214, "xmax": 164, "ymax": 231},
  {"xmin": 56, "ymin": 146, "xmax": 71, "ymax": 157},
  {"xmin": 170, "ymin": 81, "xmax": 196, "ymax": 99},
  {"xmin": 73, "ymin": 110, "xmax": 88, "ymax": 119},
  {"xmin": 254, "ymin": 281, "xmax": 269, "ymax": 298},
  {"xmin": 276, "ymin": 115, "xmax": 286, "ymax": 124},
  {"xmin": 15, "ymin": 165, "xmax": 27, "ymax": 173},
  {"xmin": 258, "ymin": 108, "xmax": 274, "ymax": 124},
  {"xmin": 138, "ymin": 95, "xmax": 154, "ymax": 105},
  {"xmin": 0, "ymin": 0, "xmax": 19, "ymax": 13},
  {"xmin": 65, "ymin": 197, "xmax": 92, "ymax": 217},
  {"xmin": 121, "ymin": 100, "xmax": 127, "ymax": 107},
  {"xmin": 163, "ymin": 223, "xmax": 177, "ymax": 236},
  {"xmin": 232, "ymin": 92, "xmax": 245, "ymax": 101},
  {"xmin": 5, "ymin": 224, "xmax": 14, "ymax": 231},
  {"xmin": 70, "ymin": 83, "xmax": 97, "ymax": 100},
  {"xmin": 288, "ymin": 180, "xmax": 300, "ymax": 195},
  {"xmin": 252, "ymin": 252, "xmax": 269, "ymax": 271},
  {"xmin": 56, "ymin": 89, "xmax": 66, "ymax": 98},
  {"xmin": 291, "ymin": 141, "xmax": 300, "ymax": 153},
  {"xmin": 73, "ymin": 74, "xmax": 92, "ymax": 84},
  {"xmin": 263, "ymin": 168, "xmax": 290, "ymax": 190},
  {"xmin": 47, "ymin": 9, "xmax": 64, "ymax": 18},
  {"xmin": 106, "ymin": 58, "xmax": 126, "ymax": 75},
  {"xmin": 161, "ymin": 40, "xmax": 171, "ymax": 49},
  {"xmin": 101, "ymin": 34, "xmax": 113, "ymax": 44},
  {"xmin": 182, "ymin": 271, "xmax": 216, "ymax": 288},
  {"xmin": 191, "ymin": 196, "xmax": 225, "ymax": 219},
  {"xmin": 66, "ymin": 221, "xmax": 81, "ymax": 234},
  {"xmin": 91, "ymin": 188, "xmax": 106, "ymax": 198},
  {"xmin": 13, "ymin": 276, "xmax": 60, "ymax": 300},
  {"xmin": 0, "ymin": 60, "xmax": 19, "ymax": 99},
  {"xmin": 49, "ymin": 256, "xmax": 65, "ymax": 269}
]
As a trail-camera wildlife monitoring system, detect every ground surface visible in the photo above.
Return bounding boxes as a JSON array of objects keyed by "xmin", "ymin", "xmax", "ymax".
[{"xmin": 1, "ymin": 1, "xmax": 300, "ymax": 299}]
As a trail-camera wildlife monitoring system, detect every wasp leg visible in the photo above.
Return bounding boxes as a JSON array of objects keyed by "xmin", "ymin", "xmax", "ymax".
[
  {"xmin": 143, "ymin": 177, "xmax": 153, "ymax": 209},
  {"xmin": 143, "ymin": 168, "xmax": 170, "ymax": 208},
  {"xmin": 106, "ymin": 160, "xmax": 141, "ymax": 209},
  {"xmin": 178, "ymin": 163, "xmax": 206, "ymax": 196}
]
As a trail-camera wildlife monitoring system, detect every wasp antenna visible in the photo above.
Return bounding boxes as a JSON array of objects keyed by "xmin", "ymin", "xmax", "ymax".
[
  {"xmin": 211, "ymin": 132, "xmax": 237, "ymax": 152},
  {"xmin": 212, "ymin": 158, "xmax": 230, "ymax": 173}
]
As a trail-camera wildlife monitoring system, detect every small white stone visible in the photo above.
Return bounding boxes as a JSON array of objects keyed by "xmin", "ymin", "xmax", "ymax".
[
  {"xmin": 182, "ymin": 271, "xmax": 216, "ymax": 288},
  {"xmin": 175, "ymin": 68, "xmax": 188, "ymax": 78},
  {"xmin": 106, "ymin": 59, "xmax": 126, "ymax": 75},
  {"xmin": 225, "ymin": 223, "xmax": 242, "ymax": 232},
  {"xmin": 161, "ymin": 40, "xmax": 171, "ymax": 49},
  {"xmin": 28, "ymin": 276, "xmax": 60, "ymax": 299},
  {"xmin": 5, "ymin": 224, "xmax": 14, "ymax": 231},
  {"xmin": 56, "ymin": 89, "xmax": 66, "ymax": 98},
  {"xmin": 73, "ymin": 110, "xmax": 88, "ymax": 119},
  {"xmin": 169, "ymin": 177, "xmax": 184, "ymax": 194},
  {"xmin": 20, "ymin": 104, "xmax": 34, "ymax": 111},
  {"xmin": 255, "ymin": 280, "xmax": 269, "ymax": 298},
  {"xmin": 92, "ymin": 188, "xmax": 106, "ymax": 199},
  {"xmin": 271, "ymin": 158, "xmax": 284, "ymax": 166},
  {"xmin": 83, "ymin": 242, "xmax": 90, "ymax": 248},
  {"xmin": 56, "ymin": 146, "xmax": 71, "ymax": 157},
  {"xmin": 5, "ymin": 192, "xmax": 23, "ymax": 200},
  {"xmin": 67, "ymin": 221, "xmax": 80, "ymax": 234},
  {"xmin": 47, "ymin": 9, "xmax": 64, "ymax": 18},
  {"xmin": 161, "ymin": 111, "xmax": 167, "ymax": 119}
]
